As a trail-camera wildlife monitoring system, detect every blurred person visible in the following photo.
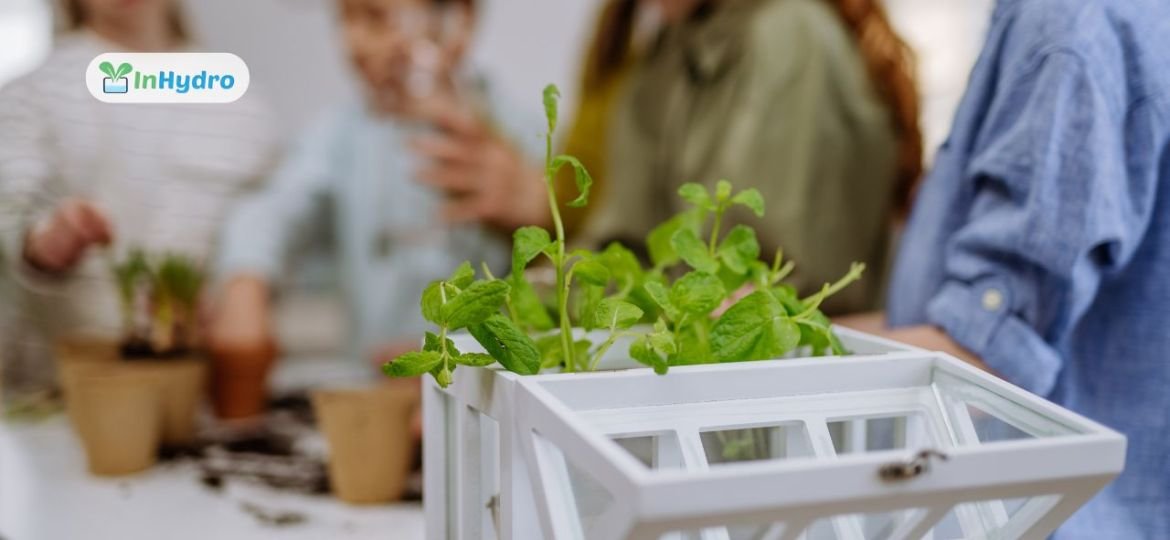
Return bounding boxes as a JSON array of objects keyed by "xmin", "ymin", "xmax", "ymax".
[
  {"xmin": 423, "ymin": 0, "xmax": 922, "ymax": 314},
  {"xmin": 840, "ymin": 0, "xmax": 1170, "ymax": 536},
  {"xmin": 210, "ymin": 0, "xmax": 537, "ymax": 372},
  {"xmin": 586, "ymin": 0, "xmax": 921, "ymax": 314},
  {"xmin": 0, "ymin": 0, "xmax": 276, "ymax": 395}
]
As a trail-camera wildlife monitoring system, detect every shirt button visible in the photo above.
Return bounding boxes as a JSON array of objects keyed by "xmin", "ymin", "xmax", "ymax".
[{"xmin": 982, "ymin": 288, "xmax": 1004, "ymax": 311}]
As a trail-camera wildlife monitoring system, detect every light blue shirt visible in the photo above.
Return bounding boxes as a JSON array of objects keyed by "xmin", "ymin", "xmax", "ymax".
[
  {"xmin": 218, "ymin": 94, "xmax": 535, "ymax": 359},
  {"xmin": 888, "ymin": 0, "xmax": 1170, "ymax": 537}
]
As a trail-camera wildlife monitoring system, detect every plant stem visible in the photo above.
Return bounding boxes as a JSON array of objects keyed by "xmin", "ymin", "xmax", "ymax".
[
  {"xmin": 545, "ymin": 132, "xmax": 575, "ymax": 373},
  {"xmin": 439, "ymin": 326, "xmax": 450, "ymax": 375},
  {"xmin": 708, "ymin": 206, "xmax": 725, "ymax": 255},
  {"xmin": 483, "ymin": 262, "xmax": 521, "ymax": 325},
  {"xmin": 796, "ymin": 263, "xmax": 866, "ymax": 319}
]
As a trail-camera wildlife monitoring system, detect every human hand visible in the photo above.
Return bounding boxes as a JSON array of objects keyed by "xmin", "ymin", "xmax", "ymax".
[
  {"xmin": 23, "ymin": 199, "xmax": 113, "ymax": 273},
  {"xmin": 207, "ymin": 275, "xmax": 276, "ymax": 358},
  {"xmin": 410, "ymin": 99, "xmax": 550, "ymax": 231}
]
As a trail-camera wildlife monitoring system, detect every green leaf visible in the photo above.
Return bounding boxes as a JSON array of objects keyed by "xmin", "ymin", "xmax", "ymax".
[
  {"xmin": 537, "ymin": 335, "xmax": 564, "ymax": 369},
  {"xmin": 468, "ymin": 315, "xmax": 542, "ymax": 375},
  {"xmin": 670, "ymin": 272, "xmax": 726, "ymax": 316},
  {"xmin": 441, "ymin": 280, "xmax": 509, "ymax": 329},
  {"xmin": 600, "ymin": 242, "xmax": 643, "ymax": 289},
  {"xmin": 642, "ymin": 280, "xmax": 678, "ymax": 320},
  {"xmin": 711, "ymin": 291, "xmax": 786, "ymax": 362},
  {"xmin": 512, "ymin": 227, "xmax": 552, "ymax": 275},
  {"xmin": 115, "ymin": 62, "xmax": 133, "ymax": 79},
  {"xmin": 572, "ymin": 257, "xmax": 610, "ymax": 287},
  {"xmin": 578, "ymin": 283, "xmax": 605, "ymax": 330},
  {"xmin": 630, "ymin": 336, "xmax": 668, "ymax": 375},
  {"xmin": 731, "ymin": 188, "xmax": 765, "ymax": 217},
  {"xmin": 678, "ymin": 183, "xmax": 715, "ymax": 211},
  {"xmin": 715, "ymin": 180, "xmax": 733, "ymax": 202},
  {"xmin": 592, "ymin": 298, "xmax": 643, "ymax": 332},
  {"xmin": 649, "ymin": 327, "xmax": 677, "ymax": 357},
  {"xmin": 552, "ymin": 155, "xmax": 593, "ymax": 208},
  {"xmin": 768, "ymin": 317, "xmax": 802, "ymax": 357},
  {"xmin": 454, "ymin": 352, "xmax": 496, "ymax": 367},
  {"xmin": 670, "ymin": 323, "xmax": 711, "ymax": 365},
  {"xmin": 646, "ymin": 209, "xmax": 702, "ymax": 268},
  {"xmin": 771, "ymin": 285, "xmax": 804, "ymax": 316},
  {"xmin": 420, "ymin": 281, "xmax": 445, "ymax": 325},
  {"xmin": 671, "ymin": 228, "xmax": 719, "ymax": 274},
  {"xmin": 423, "ymin": 331, "xmax": 456, "ymax": 353},
  {"xmin": 509, "ymin": 274, "xmax": 555, "ymax": 331},
  {"xmin": 384, "ymin": 351, "xmax": 443, "ymax": 377},
  {"xmin": 543, "ymin": 239, "xmax": 563, "ymax": 260},
  {"xmin": 537, "ymin": 336, "xmax": 592, "ymax": 371},
  {"xmin": 543, "ymin": 84, "xmax": 560, "ymax": 133},
  {"xmin": 448, "ymin": 261, "xmax": 476, "ymax": 289},
  {"xmin": 717, "ymin": 225, "xmax": 761, "ymax": 275},
  {"xmin": 99, "ymin": 61, "xmax": 116, "ymax": 78},
  {"xmin": 434, "ymin": 366, "xmax": 452, "ymax": 387},
  {"xmin": 797, "ymin": 313, "xmax": 848, "ymax": 356}
]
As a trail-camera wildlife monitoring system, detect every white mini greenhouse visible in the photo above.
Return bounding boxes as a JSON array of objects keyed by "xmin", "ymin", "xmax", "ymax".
[{"xmin": 423, "ymin": 328, "xmax": 1124, "ymax": 540}]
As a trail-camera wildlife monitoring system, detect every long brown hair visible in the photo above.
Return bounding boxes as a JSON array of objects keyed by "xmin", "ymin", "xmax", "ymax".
[
  {"xmin": 584, "ymin": 0, "xmax": 923, "ymax": 213},
  {"xmin": 826, "ymin": 0, "xmax": 922, "ymax": 214},
  {"xmin": 60, "ymin": 0, "xmax": 189, "ymax": 41}
]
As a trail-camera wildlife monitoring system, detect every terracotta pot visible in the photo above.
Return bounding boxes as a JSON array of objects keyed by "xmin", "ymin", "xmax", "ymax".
[
  {"xmin": 210, "ymin": 340, "xmax": 276, "ymax": 420},
  {"xmin": 69, "ymin": 369, "xmax": 162, "ymax": 476},
  {"xmin": 312, "ymin": 385, "xmax": 419, "ymax": 504},
  {"xmin": 123, "ymin": 358, "xmax": 207, "ymax": 445}
]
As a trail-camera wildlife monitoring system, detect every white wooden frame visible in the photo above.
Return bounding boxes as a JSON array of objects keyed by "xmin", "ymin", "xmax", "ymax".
[{"xmin": 423, "ymin": 329, "xmax": 1124, "ymax": 540}]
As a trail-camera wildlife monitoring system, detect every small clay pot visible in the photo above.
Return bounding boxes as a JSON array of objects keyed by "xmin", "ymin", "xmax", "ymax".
[
  {"xmin": 312, "ymin": 385, "xmax": 419, "ymax": 504},
  {"xmin": 54, "ymin": 336, "xmax": 121, "ymax": 366},
  {"xmin": 69, "ymin": 369, "xmax": 162, "ymax": 476},
  {"xmin": 123, "ymin": 358, "xmax": 207, "ymax": 445},
  {"xmin": 210, "ymin": 339, "xmax": 276, "ymax": 420},
  {"xmin": 55, "ymin": 336, "xmax": 120, "ymax": 403}
]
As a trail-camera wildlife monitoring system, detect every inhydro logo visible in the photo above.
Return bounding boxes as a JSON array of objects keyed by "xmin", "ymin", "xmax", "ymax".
[{"xmin": 87, "ymin": 53, "xmax": 250, "ymax": 104}]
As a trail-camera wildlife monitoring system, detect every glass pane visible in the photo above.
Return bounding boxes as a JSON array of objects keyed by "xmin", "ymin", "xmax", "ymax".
[
  {"xmin": 931, "ymin": 370, "xmax": 1080, "ymax": 444},
  {"xmin": 928, "ymin": 496, "xmax": 1060, "ymax": 539},
  {"xmin": 612, "ymin": 433, "xmax": 685, "ymax": 469},
  {"xmin": 660, "ymin": 521, "xmax": 787, "ymax": 540},
  {"xmin": 828, "ymin": 413, "xmax": 933, "ymax": 455},
  {"xmin": 566, "ymin": 458, "xmax": 614, "ymax": 538},
  {"xmin": 803, "ymin": 510, "xmax": 918, "ymax": 540},
  {"xmin": 531, "ymin": 432, "xmax": 616, "ymax": 540},
  {"xmin": 700, "ymin": 423, "xmax": 812, "ymax": 465}
]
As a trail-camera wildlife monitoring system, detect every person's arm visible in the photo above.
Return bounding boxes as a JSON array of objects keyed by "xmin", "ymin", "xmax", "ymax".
[
  {"xmin": 836, "ymin": 312, "xmax": 988, "ymax": 370},
  {"xmin": 208, "ymin": 117, "xmax": 337, "ymax": 352},
  {"xmin": 0, "ymin": 85, "xmax": 113, "ymax": 287},
  {"xmin": 875, "ymin": 52, "xmax": 1152, "ymax": 396}
]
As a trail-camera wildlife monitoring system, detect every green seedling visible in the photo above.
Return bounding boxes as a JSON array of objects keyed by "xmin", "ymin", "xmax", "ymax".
[
  {"xmin": 99, "ymin": 61, "xmax": 133, "ymax": 80},
  {"xmin": 384, "ymin": 84, "xmax": 866, "ymax": 389},
  {"xmin": 109, "ymin": 249, "xmax": 206, "ymax": 357}
]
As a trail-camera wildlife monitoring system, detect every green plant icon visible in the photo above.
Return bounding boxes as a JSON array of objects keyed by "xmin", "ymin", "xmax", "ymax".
[{"xmin": 99, "ymin": 61, "xmax": 133, "ymax": 80}]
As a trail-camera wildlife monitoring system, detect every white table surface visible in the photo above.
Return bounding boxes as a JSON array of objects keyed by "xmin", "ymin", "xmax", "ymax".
[{"xmin": 0, "ymin": 356, "xmax": 425, "ymax": 540}]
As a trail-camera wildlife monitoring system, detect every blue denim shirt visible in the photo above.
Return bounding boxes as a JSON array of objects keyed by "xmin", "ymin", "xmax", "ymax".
[{"xmin": 888, "ymin": 0, "xmax": 1170, "ymax": 537}]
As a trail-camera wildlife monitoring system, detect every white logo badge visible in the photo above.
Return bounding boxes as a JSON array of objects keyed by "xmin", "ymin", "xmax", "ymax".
[{"xmin": 86, "ymin": 53, "xmax": 250, "ymax": 104}]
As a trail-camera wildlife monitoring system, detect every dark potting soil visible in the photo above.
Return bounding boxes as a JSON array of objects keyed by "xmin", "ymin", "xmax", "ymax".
[
  {"xmin": 119, "ymin": 338, "xmax": 194, "ymax": 360},
  {"xmin": 174, "ymin": 390, "xmax": 422, "ymax": 503}
]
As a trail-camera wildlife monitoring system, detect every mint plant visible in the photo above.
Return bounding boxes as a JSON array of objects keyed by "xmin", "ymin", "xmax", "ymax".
[{"xmin": 384, "ymin": 84, "xmax": 865, "ymax": 389}]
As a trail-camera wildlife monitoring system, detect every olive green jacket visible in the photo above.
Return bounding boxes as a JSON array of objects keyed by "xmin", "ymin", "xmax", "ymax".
[{"xmin": 583, "ymin": 0, "xmax": 899, "ymax": 313}]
